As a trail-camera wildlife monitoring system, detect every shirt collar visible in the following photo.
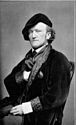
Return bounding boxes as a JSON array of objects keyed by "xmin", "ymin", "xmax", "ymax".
[{"xmin": 32, "ymin": 43, "xmax": 48, "ymax": 53}]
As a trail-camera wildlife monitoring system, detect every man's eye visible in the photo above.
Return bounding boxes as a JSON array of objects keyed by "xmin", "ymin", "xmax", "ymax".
[
  {"xmin": 29, "ymin": 30, "xmax": 33, "ymax": 34},
  {"xmin": 35, "ymin": 30, "xmax": 41, "ymax": 32},
  {"xmin": 29, "ymin": 29, "xmax": 41, "ymax": 34}
]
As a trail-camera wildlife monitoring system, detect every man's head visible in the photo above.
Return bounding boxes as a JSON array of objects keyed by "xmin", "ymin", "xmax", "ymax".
[
  {"xmin": 28, "ymin": 22, "xmax": 51, "ymax": 49},
  {"xmin": 22, "ymin": 13, "xmax": 55, "ymax": 49}
]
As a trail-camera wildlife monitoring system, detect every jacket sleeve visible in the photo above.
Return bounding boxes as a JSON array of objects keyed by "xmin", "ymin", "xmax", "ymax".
[
  {"xmin": 4, "ymin": 58, "xmax": 27, "ymax": 99},
  {"xmin": 31, "ymin": 56, "xmax": 71, "ymax": 112}
]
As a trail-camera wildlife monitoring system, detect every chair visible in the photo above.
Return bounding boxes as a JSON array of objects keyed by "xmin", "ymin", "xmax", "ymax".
[{"xmin": 69, "ymin": 61, "xmax": 75, "ymax": 81}]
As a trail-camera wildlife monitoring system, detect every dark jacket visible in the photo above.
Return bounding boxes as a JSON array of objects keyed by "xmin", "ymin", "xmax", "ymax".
[{"xmin": 4, "ymin": 45, "xmax": 72, "ymax": 125}]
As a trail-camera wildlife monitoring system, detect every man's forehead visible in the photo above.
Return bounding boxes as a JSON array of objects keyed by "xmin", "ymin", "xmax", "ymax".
[{"xmin": 30, "ymin": 22, "xmax": 47, "ymax": 30}]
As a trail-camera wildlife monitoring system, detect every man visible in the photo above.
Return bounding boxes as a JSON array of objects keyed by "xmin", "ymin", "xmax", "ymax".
[{"xmin": 0, "ymin": 13, "xmax": 74, "ymax": 125}]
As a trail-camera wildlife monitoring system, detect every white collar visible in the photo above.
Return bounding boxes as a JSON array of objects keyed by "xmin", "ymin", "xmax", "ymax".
[{"xmin": 32, "ymin": 43, "xmax": 48, "ymax": 53}]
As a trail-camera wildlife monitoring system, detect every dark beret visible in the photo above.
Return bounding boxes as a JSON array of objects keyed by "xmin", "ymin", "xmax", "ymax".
[{"xmin": 22, "ymin": 13, "xmax": 52, "ymax": 40}]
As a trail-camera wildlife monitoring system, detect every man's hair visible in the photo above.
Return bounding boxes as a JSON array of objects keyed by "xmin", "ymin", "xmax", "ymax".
[{"xmin": 46, "ymin": 25, "xmax": 56, "ymax": 44}]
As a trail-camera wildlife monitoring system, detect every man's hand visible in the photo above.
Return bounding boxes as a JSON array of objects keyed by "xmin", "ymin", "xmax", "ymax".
[
  {"xmin": 10, "ymin": 102, "xmax": 33, "ymax": 116},
  {"xmin": 10, "ymin": 104, "xmax": 23, "ymax": 115}
]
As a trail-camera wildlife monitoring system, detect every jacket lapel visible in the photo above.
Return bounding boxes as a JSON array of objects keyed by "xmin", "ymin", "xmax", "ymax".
[{"xmin": 27, "ymin": 45, "xmax": 52, "ymax": 87}]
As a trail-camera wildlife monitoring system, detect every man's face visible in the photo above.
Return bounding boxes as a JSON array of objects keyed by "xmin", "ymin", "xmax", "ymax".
[{"xmin": 28, "ymin": 22, "xmax": 48, "ymax": 49}]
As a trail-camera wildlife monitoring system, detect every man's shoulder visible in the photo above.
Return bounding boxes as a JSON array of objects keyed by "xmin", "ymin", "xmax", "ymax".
[
  {"xmin": 12, "ymin": 49, "xmax": 32, "ymax": 72},
  {"xmin": 49, "ymin": 48, "xmax": 69, "ymax": 65},
  {"xmin": 11, "ymin": 58, "xmax": 25, "ymax": 73}
]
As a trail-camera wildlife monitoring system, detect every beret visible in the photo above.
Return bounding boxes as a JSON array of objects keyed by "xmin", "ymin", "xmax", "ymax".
[{"xmin": 22, "ymin": 13, "xmax": 52, "ymax": 40}]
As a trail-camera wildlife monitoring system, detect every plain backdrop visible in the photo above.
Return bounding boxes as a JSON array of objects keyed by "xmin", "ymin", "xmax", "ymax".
[{"xmin": 0, "ymin": 1, "xmax": 75, "ymax": 125}]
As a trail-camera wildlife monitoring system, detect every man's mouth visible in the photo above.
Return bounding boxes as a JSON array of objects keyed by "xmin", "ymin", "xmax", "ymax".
[{"xmin": 33, "ymin": 39, "xmax": 38, "ymax": 41}]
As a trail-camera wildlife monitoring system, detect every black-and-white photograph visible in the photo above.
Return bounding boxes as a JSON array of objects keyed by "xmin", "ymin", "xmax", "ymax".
[{"xmin": 0, "ymin": 1, "xmax": 75, "ymax": 125}]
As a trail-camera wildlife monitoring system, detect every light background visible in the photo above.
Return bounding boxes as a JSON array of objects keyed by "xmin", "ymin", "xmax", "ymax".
[{"xmin": 0, "ymin": 1, "xmax": 75, "ymax": 125}]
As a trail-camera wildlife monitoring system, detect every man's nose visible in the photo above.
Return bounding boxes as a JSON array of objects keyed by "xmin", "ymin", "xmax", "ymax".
[{"xmin": 32, "ymin": 31, "xmax": 37, "ymax": 38}]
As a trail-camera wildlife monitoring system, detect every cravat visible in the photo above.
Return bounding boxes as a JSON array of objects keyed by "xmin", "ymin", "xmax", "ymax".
[{"xmin": 32, "ymin": 50, "xmax": 37, "ymax": 57}]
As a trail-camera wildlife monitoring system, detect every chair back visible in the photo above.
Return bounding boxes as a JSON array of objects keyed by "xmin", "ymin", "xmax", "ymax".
[{"xmin": 69, "ymin": 61, "xmax": 75, "ymax": 81}]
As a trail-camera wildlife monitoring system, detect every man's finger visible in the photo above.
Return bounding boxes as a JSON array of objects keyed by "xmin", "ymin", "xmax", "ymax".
[{"xmin": 10, "ymin": 108, "xmax": 18, "ymax": 113}]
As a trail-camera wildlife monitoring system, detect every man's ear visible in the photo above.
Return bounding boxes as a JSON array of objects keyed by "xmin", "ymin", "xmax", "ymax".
[{"xmin": 46, "ymin": 32, "xmax": 51, "ymax": 40}]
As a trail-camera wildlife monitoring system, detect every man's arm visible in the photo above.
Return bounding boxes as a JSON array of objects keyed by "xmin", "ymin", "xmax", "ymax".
[
  {"xmin": 10, "ymin": 56, "xmax": 72, "ymax": 115},
  {"xmin": 30, "ymin": 57, "xmax": 71, "ymax": 112}
]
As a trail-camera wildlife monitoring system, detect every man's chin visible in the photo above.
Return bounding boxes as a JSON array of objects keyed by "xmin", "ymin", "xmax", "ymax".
[
  {"xmin": 32, "ymin": 47, "xmax": 38, "ymax": 50},
  {"xmin": 32, "ymin": 45, "xmax": 43, "ymax": 50},
  {"xmin": 32, "ymin": 45, "xmax": 39, "ymax": 49}
]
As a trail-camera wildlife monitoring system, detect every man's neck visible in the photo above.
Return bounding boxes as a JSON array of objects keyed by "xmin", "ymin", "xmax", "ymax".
[{"xmin": 32, "ymin": 43, "xmax": 48, "ymax": 53}]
